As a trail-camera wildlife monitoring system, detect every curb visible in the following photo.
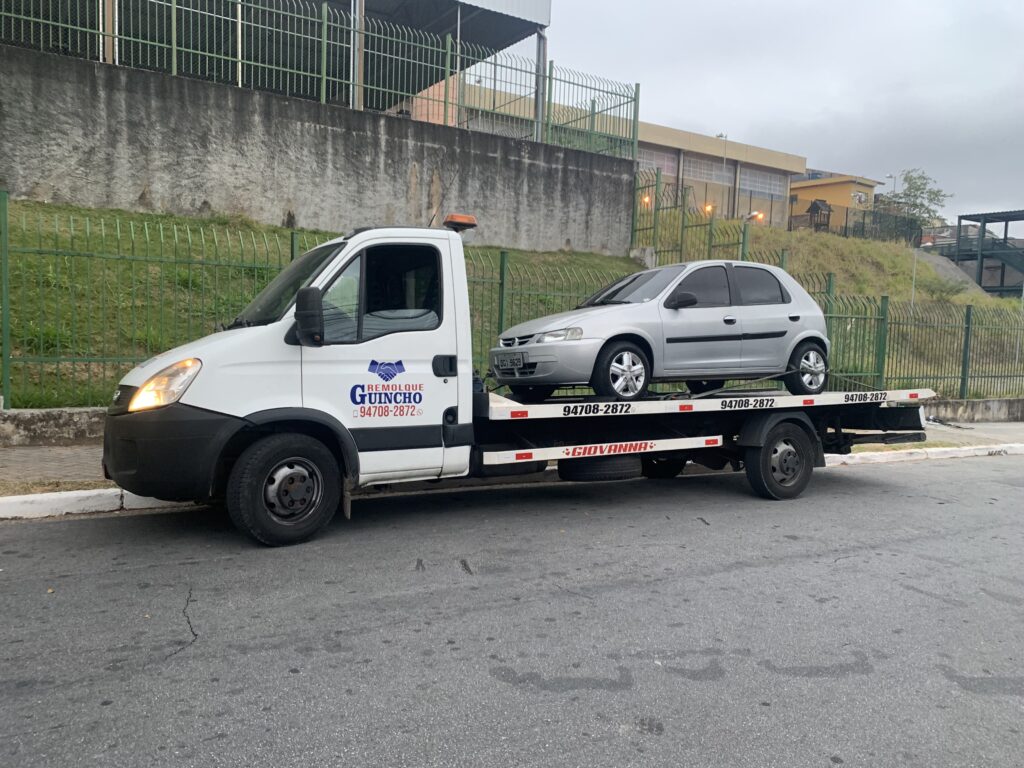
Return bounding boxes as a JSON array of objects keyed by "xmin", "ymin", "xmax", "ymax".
[
  {"xmin": 826, "ymin": 443, "xmax": 1024, "ymax": 466},
  {"xmin": 1, "ymin": 443, "xmax": 1022, "ymax": 521},
  {"xmin": 0, "ymin": 489, "xmax": 186, "ymax": 520}
]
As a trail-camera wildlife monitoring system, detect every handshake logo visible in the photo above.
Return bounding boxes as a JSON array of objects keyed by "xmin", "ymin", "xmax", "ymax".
[{"xmin": 368, "ymin": 360, "xmax": 406, "ymax": 382}]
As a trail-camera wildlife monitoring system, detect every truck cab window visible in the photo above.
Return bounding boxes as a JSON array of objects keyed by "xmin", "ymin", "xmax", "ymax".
[{"xmin": 322, "ymin": 244, "xmax": 442, "ymax": 344}]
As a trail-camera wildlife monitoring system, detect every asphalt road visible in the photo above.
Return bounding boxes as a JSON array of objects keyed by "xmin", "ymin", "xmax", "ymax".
[{"xmin": 2, "ymin": 456, "xmax": 1023, "ymax": 768}]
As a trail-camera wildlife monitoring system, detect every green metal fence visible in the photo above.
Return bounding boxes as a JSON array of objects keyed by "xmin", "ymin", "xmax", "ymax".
[
  {"xmin": 0, "ymin": 0, "xmax": 639, "ymax": 158},
  {"xmin": 2, "ymin": 193, "xmax": 1023, "ymax": 408}
]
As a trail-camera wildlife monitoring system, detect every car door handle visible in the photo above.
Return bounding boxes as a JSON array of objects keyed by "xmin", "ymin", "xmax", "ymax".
[
  {"xmin": 723, "ymin": 316, "xmax": 737, "ymax": 325},
  {"xmin": 789, "ymin": 314, "xmax": 801, "ymax": 321},
  {"xmin": 432, "ymin": 354, "xmax": 458, "ymax": 377}
]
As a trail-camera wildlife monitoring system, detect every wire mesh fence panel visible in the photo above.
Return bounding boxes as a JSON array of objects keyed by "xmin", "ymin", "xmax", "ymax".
[
  {"xmin": 0, "ymin": 204, "xmax": 331, "ymax": 407},
  {"xmin": 964, "ymin": 306, "xmax": 1024, "ymax": 398},
  {"xmin": 546, "ymin": 64, "xmax": 637, "ymax": 159},
  {"xmin": 885, "ymin": 302, "xmax": 967, "ymax": 397},
  {"xmin": 1, "ymin": 0, "xmax": 102, "ymax": 60},
  {"xmin": 816, "ymin": 294, "xmax": 884, "ymax": 390}
]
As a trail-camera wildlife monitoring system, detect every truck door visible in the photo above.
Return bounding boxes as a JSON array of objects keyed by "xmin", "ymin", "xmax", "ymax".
[
  {"xmin": 658, "ymin": 264, "xmax": 742, "ymax": 373},
  {"xmin": 301, "ymin": 235, "xmax": 460, "ymax": 483}
]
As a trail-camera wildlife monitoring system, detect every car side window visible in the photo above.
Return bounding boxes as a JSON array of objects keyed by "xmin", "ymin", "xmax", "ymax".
[
  {"xmin": 735, "ymin": 266, "xmax": 785, "ymax": 305},
  {"xmin": 321, "ymin": 244, "xmax": 442, "ymax": 344},
  {"xmin": 678, "ymin": 266, "xmax": 730, "ymax": 307}
]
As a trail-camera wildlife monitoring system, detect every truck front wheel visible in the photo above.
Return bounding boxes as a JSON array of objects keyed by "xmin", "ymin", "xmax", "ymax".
[
  {"xmin": 744, "ymin": 422, "xmax": 814, "ymax": 500},
  {"xmin": 227, "ymin": 433, "xmax": 342, "ymax": 546}
]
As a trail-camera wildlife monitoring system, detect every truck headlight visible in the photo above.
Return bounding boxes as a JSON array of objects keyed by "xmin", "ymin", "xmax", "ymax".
[
  {"xmin": 129, "ymin": 359, "xmax": 202, "ymax": 412},
  {"xmin": 535, "ymin": 327, "xmax": 583, "ymax": 343}
]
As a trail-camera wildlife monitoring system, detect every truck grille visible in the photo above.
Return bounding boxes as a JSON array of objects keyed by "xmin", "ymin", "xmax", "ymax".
[{"xmin": 499, "ymin": 334, "xmax": 534, "ymax": 347}]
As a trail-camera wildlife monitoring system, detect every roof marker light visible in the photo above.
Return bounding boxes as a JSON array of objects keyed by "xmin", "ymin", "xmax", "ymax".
[{"xmin": 443, "ymin": 213, "xmax": 478, "ymax": 232}]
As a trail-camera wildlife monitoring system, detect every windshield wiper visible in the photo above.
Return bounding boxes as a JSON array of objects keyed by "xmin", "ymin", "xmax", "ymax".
[
  {"xmin": 223, "ymin": 317, "xmax": 252, "ymax": 330},
  {"xmin": 594, "ymin": 299, "xmax": 632, "ymax": 305}
]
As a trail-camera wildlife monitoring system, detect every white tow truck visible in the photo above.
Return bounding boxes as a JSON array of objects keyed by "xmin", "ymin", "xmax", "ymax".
[{"xmin": 103, "ymin": 215, "xmax": 933, "ymax": 545}]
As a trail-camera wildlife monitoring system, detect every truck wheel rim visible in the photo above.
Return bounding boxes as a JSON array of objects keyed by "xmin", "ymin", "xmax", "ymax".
[
  {"xmin": 263, "ymin": 457, "xmax": 324, "ymax": 524},
  {"xmin": 610, "ymin": 351, "xmax": 646, "ymax": 396},
  {"xmin": 770, "ymin": 439, "xmax": 802, "ymax": 486},
  {"xmin": 800, "ymin": 350, "xmax": 826, "ymax": 390}
]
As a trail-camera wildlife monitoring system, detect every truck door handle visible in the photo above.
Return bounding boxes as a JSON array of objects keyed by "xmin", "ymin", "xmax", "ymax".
[
  {"xmin": 789, "ymin": 314, "xmax": 801, "ymax": 321},
  {"xmin": 723, "ymin": 316, "xmax": 737, "ymax": 325},
  {"xmin": 432, "ymin": 355, "xmax": 458, "ymax": 377}
]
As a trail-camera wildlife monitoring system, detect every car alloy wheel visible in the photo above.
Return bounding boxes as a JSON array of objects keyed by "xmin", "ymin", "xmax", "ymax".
[
  {"xmin": 609, "ymin": 350, "xmax": 646, "ymax": 396},
  {"xmin": 799, "ymin": 349, "xmax": 826, "ymax": 392}
]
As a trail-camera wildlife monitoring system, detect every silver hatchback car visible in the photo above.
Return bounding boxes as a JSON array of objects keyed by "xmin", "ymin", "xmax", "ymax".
[{"xmin": 489, "ymin": 260, "xmax": 830, "ymax": 402}]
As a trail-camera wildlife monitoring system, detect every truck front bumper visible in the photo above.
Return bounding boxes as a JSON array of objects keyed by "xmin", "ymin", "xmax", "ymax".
[{"xmin": 103, "ymin": 400, "xmax": 247, "ymax": 502}]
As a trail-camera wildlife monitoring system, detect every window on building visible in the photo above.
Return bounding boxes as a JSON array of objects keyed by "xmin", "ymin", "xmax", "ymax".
[
  {"xmin": 739, "ymin": 167, "xmax": 787, "ymax": 198},
  {"xmin": 638, "ymin": 146, "xmax": 679, "ymax": 178},
  {"xmin": 683, "ymin": 155, "xmax": 734, "ymax": 187}
]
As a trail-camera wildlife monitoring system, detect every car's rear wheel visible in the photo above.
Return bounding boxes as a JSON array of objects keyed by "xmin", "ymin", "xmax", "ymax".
[
  {"xmin": 508, "ymin": 385, "xmax": 556, "ymax": 403},
  {"xmin": 784, "ymin": 341, "xmax": 828, "ymax": 395},
  {"xmin": 591, "ymin": 341, "xmax": 651, "ymax": 400},
  {"xmin": 686, "ymin": 379, "xmax": 725, "ymax": 395}
]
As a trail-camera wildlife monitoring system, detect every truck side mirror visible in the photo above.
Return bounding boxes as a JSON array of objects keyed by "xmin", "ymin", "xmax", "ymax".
[
  {"xmin": 664, "ymin": 289, "xmax": 698, "ymax": 310},
  {"xmin": 294, "ymin": 287, "xmax": 325, "ymax": 346}
]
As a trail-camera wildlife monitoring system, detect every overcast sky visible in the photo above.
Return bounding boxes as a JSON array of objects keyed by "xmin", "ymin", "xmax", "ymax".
[{"xmin": 531, "ymin": 0, "xmax": 1023, "ymax": 230}]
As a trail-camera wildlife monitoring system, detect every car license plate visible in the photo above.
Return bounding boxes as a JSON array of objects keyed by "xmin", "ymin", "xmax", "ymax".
[{"xmin": 495, "ymin": 352, "xmax": 524, "ymax": 370}]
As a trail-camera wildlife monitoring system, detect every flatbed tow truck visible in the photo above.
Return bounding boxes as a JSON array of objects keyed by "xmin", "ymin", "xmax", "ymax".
[{"xmin": 103, "ymin": 216, "xmax": 933, "ymax": 545}]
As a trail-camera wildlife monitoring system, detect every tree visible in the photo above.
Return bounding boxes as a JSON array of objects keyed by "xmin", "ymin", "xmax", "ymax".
[{"xmin": 885, "ymin": 169, "xmax": 952, "ymax": 227}]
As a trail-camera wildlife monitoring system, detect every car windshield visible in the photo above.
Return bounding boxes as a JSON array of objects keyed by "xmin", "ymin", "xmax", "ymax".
[
  {"xmin": 227, "ymin": 242, "xmax": 344, "ymax": 328},
  {"xmin": 579, "ymin": 266, "xmax": 685, "ymax": 307}
]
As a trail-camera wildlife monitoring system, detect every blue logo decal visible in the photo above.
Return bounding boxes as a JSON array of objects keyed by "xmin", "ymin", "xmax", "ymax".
[{"xmin": 368, "ymin": 360, "xmax": 405, "ymax": 382}]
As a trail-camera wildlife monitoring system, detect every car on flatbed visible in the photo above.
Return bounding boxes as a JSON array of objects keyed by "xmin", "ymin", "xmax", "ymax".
[
  {"xmin": 489, "ymin": 261, "xmax": 829, "ymax": 402},
  {"xmin": 102, "ymin": 215, "xmax": 932, "ymax": 546}
]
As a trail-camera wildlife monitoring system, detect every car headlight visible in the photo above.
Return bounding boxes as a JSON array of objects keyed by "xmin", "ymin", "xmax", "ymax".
[
  {"xmin": 128, "ymin": 358, "xmax": 202, "ymax": 412},
  {"xmin": 535, "ymin": 327, "xmax": 583, "ymax": 344}
]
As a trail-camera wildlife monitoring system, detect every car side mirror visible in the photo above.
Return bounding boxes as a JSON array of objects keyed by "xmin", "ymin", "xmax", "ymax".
[
  {"xmin": 294, "ymin": 287, "xmax": 325, "ymax": 346},
  {"xmin": 665, "ymin": 289, "xmax": 698, "ymax": 310}
]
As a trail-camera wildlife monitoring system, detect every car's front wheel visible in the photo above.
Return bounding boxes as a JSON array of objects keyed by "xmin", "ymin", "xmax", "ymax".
[
  {"xmin": 591, "ymin": 341, "xmax": 651, "ymax": 400},
  {"xmin": 784, "ymin": 341, "xmax": 828, "ymax": 395}
]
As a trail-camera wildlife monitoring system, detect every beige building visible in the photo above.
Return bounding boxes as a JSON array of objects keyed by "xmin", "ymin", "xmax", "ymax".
[{"xmin": 637, "ymin": 125, "xmax": 806, "ymax": 228}]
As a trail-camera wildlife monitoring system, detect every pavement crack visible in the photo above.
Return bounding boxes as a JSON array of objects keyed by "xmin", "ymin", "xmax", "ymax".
[
  {"xmin": 459, "ymin": 558, "xmax": 474, "ymax": 575},
  {"xmin": 553, "ymin": 582, "xmax": 594, "ymax": 601},
  {"xmin": 165, "ymin": 587, "xmax": 199, "ymax": 660},
  {"xmin": 696, "ymin": 517, "xmax": 710, "ymax": 526}
]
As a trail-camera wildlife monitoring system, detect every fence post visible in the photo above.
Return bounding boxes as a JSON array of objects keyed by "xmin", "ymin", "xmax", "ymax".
[
  {"xmin": 959, "ymin": 305, "xmax": 973, "ymax": 399},
  {"xmin": 630, "ymin": 175, "xmax": 640, "ymax": 249},
  {"xmin": 290, "ymin": 231, "xmax": 300, "ymax": 262},
  {"xmin": 679, "ymin": 203, "xmax": 687, "ymax": 261},
  {"xmin": 826, "ymin": 271, "xmax": 835, "ymax": 297},
  {"xmin": 497, "ymin": 251, "xmax": 509, "ymax": 332},
  {"xmin": 319, "ymin": 1, "xmax": 329, "ymax": 104},
  {"xmin": 740, "ymin": 220, "xmax": 750, "ymax": 260},
  {"xmin": 780, "ymin": 248, "xmax": 789, "ymax": 270},
  {"xmin": 630, "ymin": 83, "xmax": 640, "ymax": 161},
  {"xmin": 170, "ymin": 0, "xmax": 178, "ymax": 76},
  {"xmin": 1, "ymin": 190, "xmax": 10, "ymax": 409},
  {"xmin": 443, "ymin": 34, "xmax": 452, "ymax": 127},
  {"xmin": 544, "ymin": 60, "xmax": 555, "ymax": 144},
  {"xmin": 706, "ymin": 208, "xmax": 715, "ymax": 259},
  {"xmin": 651, "ymin": 169, "xmax": 661, "ymax": 256},
  {"xmin": 874, "ymin": 295, "xmax": 889, "ymax": 390}
]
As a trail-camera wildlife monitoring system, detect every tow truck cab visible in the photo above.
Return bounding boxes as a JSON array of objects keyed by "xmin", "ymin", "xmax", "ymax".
[{"xmin": 104, "ymin": 222, "xmax": 478, "ymax": 504}]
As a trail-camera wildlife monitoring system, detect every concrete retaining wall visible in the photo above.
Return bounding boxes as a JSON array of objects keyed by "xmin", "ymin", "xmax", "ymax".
[
  {"xmin": 0, "ymin": 408, "xmax": 106, "ymax": 447},
  {"xmin": 926, "ymin": 398, "xmax": 1024, "ymax": 424},
  {"xmin": 0, "ymin": 45, "xmax": 634, "ymax": 254}
]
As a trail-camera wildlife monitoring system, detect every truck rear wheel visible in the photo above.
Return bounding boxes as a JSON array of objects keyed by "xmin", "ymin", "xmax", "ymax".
[
  {"xmin": 227, "ymin": 433, "xmax": 341, "ymax": 546},
  {"xmin": 744, "ymin": 422, "xmax": 814, "ymax": 500}
]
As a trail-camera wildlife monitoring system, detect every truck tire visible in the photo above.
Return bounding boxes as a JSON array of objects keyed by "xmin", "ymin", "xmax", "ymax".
[
  {"xmin": 509, "ymin": 385, "xmax": 556, "ymax": 403},
  {"xmin": 558, "ymin": 454, "xmax": 642, "ymax": 482},
  {"xmin": 783, "ymin": 341, "xmax": 828, "ymax": 395},
  {"xmin": 591, "ymin": 341, "xmax": 651, "ymax": 400},
  {"xmin": 227, "ymin": 433, "xmax": 342, "ymax": 546},
  {"xmin": 744, "ymin": 421, "xmax": 814, "ymax": 500},
  {"xmin": 641, "ymin": 454, "xmax": 687, "ymax": 479}
]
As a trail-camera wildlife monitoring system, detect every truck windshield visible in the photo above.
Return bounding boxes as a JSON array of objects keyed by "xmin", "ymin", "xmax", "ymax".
[
  {"xmin": 579, "ymin": 265, "xmax": 684, "ymax": 306},
  {"xmin": 227, "ymin": 242, "xmax": 344, "ymax": 328}
]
